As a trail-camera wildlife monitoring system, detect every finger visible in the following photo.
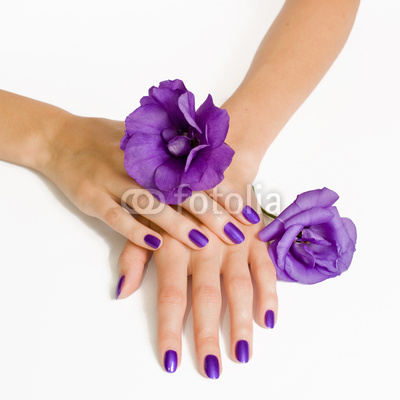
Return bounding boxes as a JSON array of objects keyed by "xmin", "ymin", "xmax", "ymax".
[
  {"xmin": 116, "ymin": 240, "xmax": 152, "ymax": 299},
  {"xmin": 206, "ymin": 180, "xmax": 261, "ymax": 226},
  {"xmin": 121, "ymin": 187, "xmax": 210, "ymax": 250},
  {"xmin": 222, "ymin": 246, "xmax": 253, "ymax": 363},
  {"xmin": 249, "ymin": 240, "xmax": 278, "ymax": 329},
  {"xmin": 154, "ymin": 236, "xmax": 189, "ymax": 374},
  {"xmin": 180, "ymin": 191, "xmax": 246, "ymax": 245},
  {"xmin": 192, "ymin": 249, "xmax": 222, "ymax": 379},
  {"xmin": 91, "ymin": 193, "xmax": 164, "ymax": 250}
]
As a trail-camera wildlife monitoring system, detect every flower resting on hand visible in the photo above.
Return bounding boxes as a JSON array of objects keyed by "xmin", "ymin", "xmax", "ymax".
[
  {"xmin": 121, "ymin": 79, "xmax": 234, "ymax": 204},
  {"xmin": 259, "ymin": 187, "xmax": 357, "ymax": 284}
]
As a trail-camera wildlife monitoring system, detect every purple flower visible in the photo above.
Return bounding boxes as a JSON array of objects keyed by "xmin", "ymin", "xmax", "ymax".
[
  {"xmin": 121, "ymin": 79, "xmax": 234, "ymax": 204},
  {"xmin": 258, "ymin": 188, "xmax": 357, "ymax": 284}
]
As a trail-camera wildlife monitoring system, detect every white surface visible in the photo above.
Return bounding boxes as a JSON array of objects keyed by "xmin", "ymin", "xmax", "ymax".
[{"xmin": 1, "ymin": 1, "xmax": 399, "ymax": 399}]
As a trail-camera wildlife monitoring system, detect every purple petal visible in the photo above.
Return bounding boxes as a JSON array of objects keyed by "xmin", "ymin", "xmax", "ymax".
[
  {"xmin": 196, "ymin": 94, "xmax": 230, "ymax": 148},
  {"xmin": 140, "ymin": 95, "xmax": 157, "ymax": 106},
  {"xmin": 178, "ymin": 92, "xmax": 202, "ymax": 132},
  {"xmin": 187, "ymin": 144, "xmax": 234, "ymax": 190},
  {"xmin": 301, "ymin": 228, "xmax": 331, "ymax": 246},
  {"xmin": 159, "ymin": 185, "xmax": 192, "ymax": 205},
  {"xmin": 154, "ymin": 158, "xmax": 186, "ymax": 191},
  {"xmin": 149, "ymin": 86, "xmax": 187, "ymax": 128},
  {"xmin": 291, "ymin": 242, "xmax": 315, "ymax": 269},
  {"xmin": 258, "ymin": 219, "xmax": 285, "ymax": 242},
  {"xmin": 342, "ymin": 217, "xmax": 357, "ymax": 246},
  {"xmin": 125, "ymin": 104, "xmax": 173, "ymax": 135},
  {"xmin": 124, "ymin": 133, "xmax": 170, "ymax": 188},
  {"xmin": 284, "ymin": 207, "xmax": 335, "ymax": 229},
  {"xmin": 167, "ymin": 135, "xmax": 192, "ymax": 157},
  {"xmin": 276, "ymin": 224, "xmax": 303, "ymax": 266},
  {"xmin": 120, "ymin": 132, "xmax": 130, "ymax": 151},
  {"xmin": 294, "ymin": 187, "xmax": 339, "ymax": 211},
  {"xmin": 162, "ymin": 128, "xmax": 179, "ymax": 142},
  {"xmin": 268, "ymin": 241, "xmax": 297, "ymax": 282},
  {"xmin": 184, "ymin": 144, "xmax": 209, "ymax": 172},
  {"xmin": 158, "ymin": 79, "xmax": 187, "ymax": 92}
]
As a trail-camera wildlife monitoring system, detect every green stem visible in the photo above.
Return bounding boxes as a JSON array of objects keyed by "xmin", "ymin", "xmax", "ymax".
[{"xmin": 252, "ymin": 185, "xmax": 277, "ymax": 220}]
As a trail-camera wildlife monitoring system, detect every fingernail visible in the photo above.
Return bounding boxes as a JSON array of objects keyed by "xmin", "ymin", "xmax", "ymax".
[
  {"xmin": 189, "ymin": 229, "xmax": 209, "ymax": 248},
  {"xmin": 164, "ymin": 350, "xmax": 178, "ymax": 373},
  {"xmin": 265, "ymin": 310, "xmax": 275, "ymax": 329},
  {"xmin": 115, "ymin": 275, "xmax": 125, "ymax": 299},
  {"xmin": 235, "ymin": 340, "xmax": 249, "ymax": 363},
  {"xmin": 204, "ymin": 355, "xmax": 220, "ymax": 379},
  {"xmin": 144, "ymin": 234, "xmax": 161, "ymax": 249},
  {"xmin": 242, "ymin": 205, "xmax": 260, "ymax": 224},
  {"xmin": 224, "ymin": 222, "xmax": 245, "ymax": 244}
]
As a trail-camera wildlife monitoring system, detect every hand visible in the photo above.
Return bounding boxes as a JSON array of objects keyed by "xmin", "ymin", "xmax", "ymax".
[
  {"xmin": 116, "ymin": 195, "xmax": 278, "ymax": 378},
  {"xmin": 40, "ymin": 114, "xmax": 258, "ymax": 250}
]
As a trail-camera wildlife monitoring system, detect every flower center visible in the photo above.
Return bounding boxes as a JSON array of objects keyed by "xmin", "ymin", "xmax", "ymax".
[{"xmin": 167, "ymin": 135, "xmax": 192, "ymax": 157}]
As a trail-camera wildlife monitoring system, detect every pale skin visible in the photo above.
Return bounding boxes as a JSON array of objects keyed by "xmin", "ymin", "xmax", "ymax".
[{"xmin": 0, "ymin": 0, "xmax": 359, "ymax": 378}]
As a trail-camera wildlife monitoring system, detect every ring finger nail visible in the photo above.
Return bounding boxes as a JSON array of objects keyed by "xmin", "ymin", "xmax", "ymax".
[
  {"xmin": 235, "ymin": 340, "xmax": 249, "ymax": 363},
  {"xmin": 265, "ymin": 310, "xmax": 275, "ymax": 329},
  {"xmin": 204, "ymin": 355, "xmax": 220, "ymax": 379},
  {"xmin": 188, "ymin": 229, "xmax": 209, "ymax": 248},
  {"xmin": 224, "ymin": 222, "xmax": 245, "ymax": 244},
  {"xmin": 144, "ymin": 234, "xmax": 161, "ymax": 249},
  {"xmin": 164, "ymin": 350, "xmax": 178, "ymax": 373}
]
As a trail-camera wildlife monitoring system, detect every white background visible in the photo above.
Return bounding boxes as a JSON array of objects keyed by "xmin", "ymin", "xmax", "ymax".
[{"xmin": 1, "ymin": 1, "xmax": 399, "ymax": 399}]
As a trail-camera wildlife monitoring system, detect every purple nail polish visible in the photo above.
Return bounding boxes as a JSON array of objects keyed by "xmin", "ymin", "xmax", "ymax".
[
  {"xmin": 189, "ymin": 229, "xmax": 209, "ymax": 248},
  {"xmin": 115, "ymin": 275, "xmax": 125, "ymax": 299},
  {"xmin": 204, "ymin": 355, "xmax": 220, "ymax": 379},
  {"xmin": 265, "ymin": 310, "xmax": 275, "ymax": 329},
  {"xmin": 144, "ymin": 234, "xmax": 161, "ymax": 249},
  {"xmin": 242, "ymin": 205, "xmax": 260, "ymax": 224},
  {"xmin": 164, "ymin": 350, "xmax": 178, "ymax": 373},
  {"xmin": 235, "ymin": 340, "xmax": 249, "ymax": 363},
  {"xmin": 224, "ymin": 222, "xmax": 245, "ymax": 244}
]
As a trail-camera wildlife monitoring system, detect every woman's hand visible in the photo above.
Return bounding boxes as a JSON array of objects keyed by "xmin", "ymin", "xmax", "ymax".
[
  {"xmin": 38, "ymin": 113, "xmax": 258, "ymax": 250},
  {"xmin": 116, "ymin": 196, "xmax": 278, "ymax": 378}
]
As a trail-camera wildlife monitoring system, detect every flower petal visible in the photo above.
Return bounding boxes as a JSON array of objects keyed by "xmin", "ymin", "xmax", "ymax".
[
  {"xmin": 196, "ymin": 94, "xmax": 230, "ymax": 148},
  {"xmin": 125, "ymin": 104, "xmax": 173, "ymax": 135},
  {"xmin": 159, "ymin": 79, "xmax": 187, "ymax": 92},
  {"xmin": 188, "ymin": 144, "xmax": 234, "ymax": 190},
  {"xmin": 294, "ymin": 187, "xmax": 339, "ymax": 211},
  {"xmin": 284, "ymin": 207, "xmax": 335, "ymax": 229},
  {"xmin": 167, "ymin": 135, "xmax": 192, "ymax": 157},
  {"xmin": 178, "ymin": 91, "xmax": 202, "ymax": 132},
  {"xmin": 268, "ymin": 241, "xmax": 297, "ymax": 282},
  {"xmin": 184, "ymin": 144, "xmax": 209, "ymax": 172},
  {"xmin": 124, "ymin": 133, "xmax": 170, "ymax": 188},
  {"xmin": 120, "ymin": 132, "xmax": 130, "ymax": 151},
  {"xmin": 154, "ymin": 158, "xmax": 186, "ymax": 191},
  {"xmin": 149, "ymin": 86, "xmax": 187, "ymax": 128},
  {"xmin": 276, "ymin": 224, "xmax": 304, "ymax": 266},
  {"xmin": 258, "ymin": 219, "xmax": 285, "ymax": 242}
]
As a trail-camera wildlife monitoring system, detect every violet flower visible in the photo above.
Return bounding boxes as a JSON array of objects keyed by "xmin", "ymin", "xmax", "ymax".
[
  {"xmin": 121, "ymin": 79, "xmax": 234, "ymax": 204},
  {"xmin": 259, "ymin": 188, "xmax": 357, "ymax": 284}
]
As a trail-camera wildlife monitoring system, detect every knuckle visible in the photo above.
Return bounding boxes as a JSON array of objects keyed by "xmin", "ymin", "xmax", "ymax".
[
  {"xmin": 197, "ymin": 334, "xmax": 218, "ymax": 348},
  {"xmin": 131, "ymin": 189, "xmax": 152, "ymax": 211},
  {"xmin": 104, "ymin": 207, "xmax": 122, "ymax": 228},
  {"xmin": 194, "ymin": 284, "xmax": 221, "ymax": 305},
  {"xmin": 158, "ymin": 329, "xmax": 181, "ymax": 344},
  {"xmin": 158, "ymin": 286, "xmax": 186, "ymax": 306},
  {"xmin": 226, "ymin": 275, "xmax": 253, "ymax": 297}
]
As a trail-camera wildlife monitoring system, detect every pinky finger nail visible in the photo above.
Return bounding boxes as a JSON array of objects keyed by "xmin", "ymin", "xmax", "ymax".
[{"xmin": 115, "ymin": 275, "xmax": 125, "ymax": 299}]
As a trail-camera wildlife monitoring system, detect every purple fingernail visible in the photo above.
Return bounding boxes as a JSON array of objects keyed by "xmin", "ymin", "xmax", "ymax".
[
  {"xmin": 235, "ymin": 340, "xmax": 249, "ymax": 363},
  {"xmin": 265, "ymin": 310, "xmax": 275, "ymax": 329},
  {"xmin": 164, "ymin": 350, "xmax": 178, "ymax": 373},
  {"xmin": 224, "ymin": 222, "xmax": 245, "ymax": 244},
  {"xmin": 204, "ymin": 355, "xmax": 220, "ymax": 379},
  {"xmin": 189, "ymin": 229, "xmax": 209, "ymax": 248},
  {"xmin": 115, "ymin": 275, "xmax": 125, "ymax": 299},
  {"xmin": 144, "ymin": 234, "xmax": 161, "ymax": 249},
  {"xmin": 242, "ymin": 205, "xmax": 260, "ymax": 224}
]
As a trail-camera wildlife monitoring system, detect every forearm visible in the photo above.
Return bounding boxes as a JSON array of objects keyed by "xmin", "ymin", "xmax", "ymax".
[
  {"xmin": 224, "ymin": 0, "xmax": 360, "ymax": 176},
  {"xmin": 0, "ymin": 90, "xmax": 69, "ymax": 172}
]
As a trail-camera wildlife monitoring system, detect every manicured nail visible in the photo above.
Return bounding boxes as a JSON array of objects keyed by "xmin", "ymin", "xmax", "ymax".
[
  {"xmin": 189, "ymin": 229, "xmax": 209, "ymax": 248},
  {"xmin": 242, "ymin": 205, "xmax": 260, "ymax": 224},
  {"xmin": 224, "ymin": 222, "xmax": 245, "ymax": 244},
  {"xmin": 115, "ymin": 275, "xmax": 125, "ymax": 299},
  {"xmin": 144, "ymin": 234, "xmax": 161, "ymax": 249},
  {"xmin": 164, "ymin": 350, "xmax": 178, "ymax": 373},
  {"xmin": 265, "ymin": 310, "xmax": 275, "ymax": 329},
  {"xmin": 235, "ymin": 340, "xmax": 249, "ymax": 363},
  {"xmin": 204, "ymin": 355, "xmax": 220, "ymax": 379}
]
